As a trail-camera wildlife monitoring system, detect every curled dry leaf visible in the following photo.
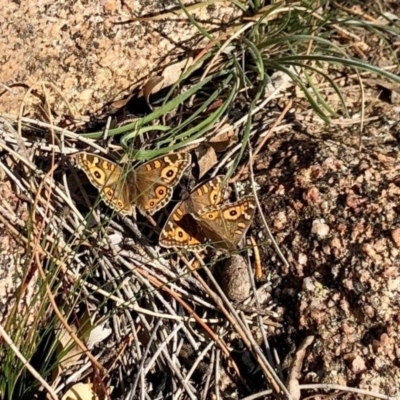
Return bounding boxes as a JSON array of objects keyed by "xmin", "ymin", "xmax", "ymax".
[
  {"xmin": 52, "ymin": 325, "xmax": 83, "ymax": 385},
  {"xmin": 195, "ymin": 145, "xmax": 218, "ymax": 179},
  {"xmin": 61, "ymin": 382, "xmax": 105, "ymax": 400},
  {"xmin": 142, "ymin": 76, "xmax": 164, "ymax": 110},
  {"xmin": 142, "ymin": 56, "xmax": 195, "ymax": 109},
  {"xmin": 108, "ymin": 94, "xmax": 135, "ymax": 113},
  {"xmin": 120, "ymin": 153, "xmax": 134, "ymax": 164},
  {"xmin": 56, "ymin": 326, "xmax": 83, "ymax": 370},
  {"xmin": 209, "ymin": 123, "xmax": 237, "ymax": 153},
  {"xmin": 161, "ymin": 56, "xmax": 195, "ymax": 87},
  {"xmin": 87, "ymin": 324, "xmax": 112, "ymax": 348},
  {"xmin": 265, "ymin": 69, "xmax": 294, "ymax": 97},
  {"xmin": 162, "ymin": 57, "xmax": 196, "ymax": 87},
  {"xmin": 109, "ymin": 56, "xmax": 197, "ymax": 113},
  {"xmin": 53, "ymin": 307, "xmax": 110, "ymax": 383}
]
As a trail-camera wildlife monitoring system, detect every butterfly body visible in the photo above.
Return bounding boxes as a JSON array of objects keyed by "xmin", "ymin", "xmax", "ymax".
[{"xmin": 72, "ymin": 152, "xmax": 191, "ymax": 216}]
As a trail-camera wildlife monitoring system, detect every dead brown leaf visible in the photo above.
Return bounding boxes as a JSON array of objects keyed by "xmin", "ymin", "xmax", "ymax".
[
  {"xmin": 195, "ymin": 145, "xmax": 218, "ymax": 179},
  {"xmin": 209, "ymin": 123, "xmax": 237, "ymax": 152},
  {"xmin": 141, "ymin": 57, "xmax": 196, "ymax": 110},
  {"xmin": 61, "ymin": 383, "xmax": 105, "ymax": 400},
  {"xmin": 142, "ymin": 76, "xmax": 164, "ymax": 110}
]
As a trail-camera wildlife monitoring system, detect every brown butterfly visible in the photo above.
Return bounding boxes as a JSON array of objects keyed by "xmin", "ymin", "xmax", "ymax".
[
  {"xmin": 159, "ymin": 176, "xmax": 255, "ymax": 250},
  {"xmin": 192, "ymin": 195, "xmax": 256, "ymax": 250},
  {"xmin": 71, "ymin": 152, "xmax": 191, "ymax": 216}
]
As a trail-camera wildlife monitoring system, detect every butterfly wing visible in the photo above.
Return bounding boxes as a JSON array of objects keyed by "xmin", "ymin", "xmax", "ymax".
[
  {"xmin": 159, "ymin": 204, "xmax": 206, "ymax": 248},
  {"xmin": 189, "ymin": 175, "xmax": 227, "ymax": 212},
  {"xmin": 194, "ymin": 195, "xmax": 256, "ymax": 250},
  {"xmin": 72, "ymin": 152, "xmax": 135, "ymax": 215},
  {"xmin": 159, "ymin": 175, "xmax": 227, "ymax": 248},
  {"xmin": 133, "ymin": 153, "xmax": 191, "ymax": 215}
]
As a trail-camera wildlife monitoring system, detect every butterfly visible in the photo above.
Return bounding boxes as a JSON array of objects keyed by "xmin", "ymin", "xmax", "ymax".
[
  {"xmin": 71, "ymin": 152, "xmax": 191, "ymax": 216},
  {"xmin": 159, "ymin": 176, "xmax": 256, "ymax": 250}
]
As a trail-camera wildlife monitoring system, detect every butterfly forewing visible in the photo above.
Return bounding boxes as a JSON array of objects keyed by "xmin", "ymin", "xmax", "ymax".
[
  {"xmin": 74, "ymin": 153, "xmax": 121, "ymax": 188},
  {"xmin": 134, "ymin": 153, "xmax": 191, "ymax": 215}
]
